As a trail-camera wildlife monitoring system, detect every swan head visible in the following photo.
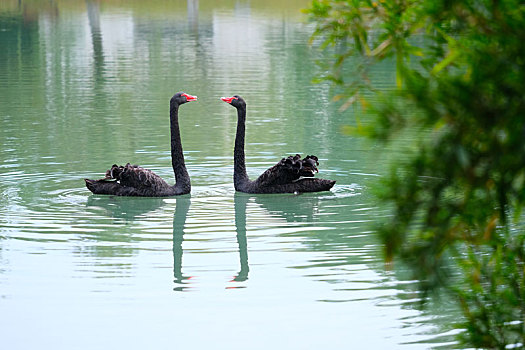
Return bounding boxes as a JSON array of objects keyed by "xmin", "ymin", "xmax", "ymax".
[
  {"xmin": 221, "ymin": 95, "xmax": 246, "ymax": 109},
  {"xmin": 171, "ymin": 92, "xmax": 198, "ymax": 105}
]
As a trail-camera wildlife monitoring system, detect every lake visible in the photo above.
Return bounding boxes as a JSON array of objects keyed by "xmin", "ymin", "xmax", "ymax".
[{"xmin": 0, "ymin": 0, "xmax": 456, "ymax": 348}]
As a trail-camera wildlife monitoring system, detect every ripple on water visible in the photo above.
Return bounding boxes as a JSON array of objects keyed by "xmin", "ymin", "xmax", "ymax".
[{"xmin": 0, "ymin": 173, "xmax": 368, "ymax": 246}]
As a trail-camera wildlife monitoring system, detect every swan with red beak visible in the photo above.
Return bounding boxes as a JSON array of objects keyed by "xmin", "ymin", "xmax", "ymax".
[
  {"xmin": 85, "ymin": 91, "xmax": 196, "ymax": 196},
  {"xmin": 221, "ymin": 94, "xmax": 335, "ymax": 194}
]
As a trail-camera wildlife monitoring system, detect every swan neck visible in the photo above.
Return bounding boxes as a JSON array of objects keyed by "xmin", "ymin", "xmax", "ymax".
[
  {"xmin": 234, "ymin": 105, "xmax": 250, "ymax": 189},
  {"xmin": 170, "ymin": 102, "xmax": 191, "ymax": 193}
]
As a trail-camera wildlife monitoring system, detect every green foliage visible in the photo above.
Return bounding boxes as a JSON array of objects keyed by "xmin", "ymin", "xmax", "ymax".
[{"xmin": 307, "ymin": 0, "xmax": 525, "ymax": 347}]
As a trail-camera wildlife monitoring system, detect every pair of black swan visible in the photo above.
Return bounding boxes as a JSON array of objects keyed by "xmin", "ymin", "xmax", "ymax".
[{"xmin": 85, "ymin": 92, "xmax": 336, "ymax": 196}]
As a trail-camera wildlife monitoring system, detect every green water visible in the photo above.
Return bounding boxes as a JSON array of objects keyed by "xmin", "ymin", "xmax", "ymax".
[{"xmin": 0, "ymin": 1, "xmax": 456, "ymax": 348}]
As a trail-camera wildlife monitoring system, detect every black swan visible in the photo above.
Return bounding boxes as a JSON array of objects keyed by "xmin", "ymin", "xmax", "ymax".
[
  {"xmin": 221, "ymin": 95, "xmax": 336, "ymax": 194},
  {"xmin": 85, "ymin": 92, "xmax": 196, "ymax": 196}
]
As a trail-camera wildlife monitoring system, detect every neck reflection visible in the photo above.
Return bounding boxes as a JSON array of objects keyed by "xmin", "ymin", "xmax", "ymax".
[
  {"xmin": 231, "ymin": 193, "xmax": 250, "ymax": 283},
  {"xmin": 173, "ymin": 194, "xmax": 250, "ymax": 291},
  {"xmin": 173, "ymin": 196, "xmax": 191, "ymax": 291}
]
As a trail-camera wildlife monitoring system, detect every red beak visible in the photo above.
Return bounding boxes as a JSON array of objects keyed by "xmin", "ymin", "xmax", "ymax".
[
  {"xmin": 182, "ymin": 93, "xmax": 197, "ymax": 102},
  {"xmin": 221, "ymin": 96, "xmax": 237, "ymax": 104}
]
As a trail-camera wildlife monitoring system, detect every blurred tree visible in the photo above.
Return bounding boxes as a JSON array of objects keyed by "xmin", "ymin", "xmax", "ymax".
[{"xmin": 306, "ymin": 0, "xmax": 525, "ymax": 347}]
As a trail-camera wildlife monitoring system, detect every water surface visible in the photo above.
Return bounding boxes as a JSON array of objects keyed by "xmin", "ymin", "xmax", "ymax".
[{"xmin": 0, "ymin": 1, "xmax": 455, "ymax": 348}]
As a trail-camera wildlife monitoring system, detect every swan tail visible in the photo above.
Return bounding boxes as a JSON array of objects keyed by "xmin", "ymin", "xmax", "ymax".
[
  {"xmin": 304, "ymin": 178, "xmax": 336, "ymax": 192},
  {"xmin": 292, "ymin": 178, "xmax": 336, "ymax": 193},
  {"xmin": 85, "ymin": 178, "xmax": 121, "ymax": 195},
  {"xmin": 84, "ymin": 164, "xmax": 136, "ymax": 195}
]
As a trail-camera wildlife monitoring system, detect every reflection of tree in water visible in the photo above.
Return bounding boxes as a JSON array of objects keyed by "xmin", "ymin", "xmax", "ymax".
[
  {"xmin": 187, "ymin": 0, "xmax": 198, "ymax": 34},
  {"xmin": 86, "ymin": 0, "xmax": 104, "ymax": 84},
  {"xmin": 0, "ymin": 4, "xmax": 41, "ymax": 86}
]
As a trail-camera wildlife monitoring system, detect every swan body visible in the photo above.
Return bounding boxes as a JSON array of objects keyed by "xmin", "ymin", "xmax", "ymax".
[
  {"xmin": 85, "ymin": 92, "xmax": 196, "ymax": 197},
  {"xmin": 221, "ymin": 95, "xmax": 335, "ymax": 194}
]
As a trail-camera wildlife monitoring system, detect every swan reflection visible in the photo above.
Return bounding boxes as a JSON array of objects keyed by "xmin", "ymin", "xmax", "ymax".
[
  {"xmin": 86, "ymin": 193, "xmax": 251, "ymax": 291},
  {"xmin": 173, "ymin": 194, "xmax": 250, "ymax": 291},
  {"xmin": 172, "ymin": 196, "xmax": 192, "ymax": 291},
  {"xmin": 231, "ymin": 193, "xmax": 250, "ymax": 283},
  {"xmin": 253, "ymin": 192, "xmax": 330, "ymax": 223},
  {"xmin": 86, "ymin": 195, "xmax": 164, "ymax": 221},
  {"xmin": 85, "ymin": 190, "xmax": 329, "ymax": 291}
]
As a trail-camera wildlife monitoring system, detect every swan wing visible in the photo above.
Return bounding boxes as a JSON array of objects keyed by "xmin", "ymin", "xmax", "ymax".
[
  {"xmin": 254, "ymin": 154, "xmax": 320, "ymax": 187},
  {"xmin": 107, "ymin": 163, "xmax": 171, "ymax": 191}
]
